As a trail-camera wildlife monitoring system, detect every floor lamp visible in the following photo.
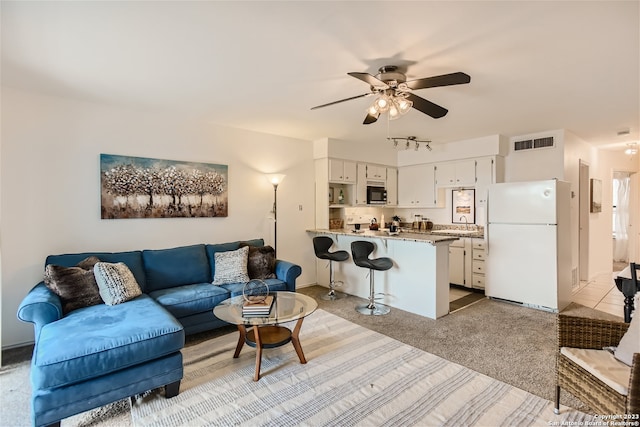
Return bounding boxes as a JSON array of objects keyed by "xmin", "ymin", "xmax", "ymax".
[{"xmin": 266, "ymin": 174, "xmax": 285, "ymax": 258}]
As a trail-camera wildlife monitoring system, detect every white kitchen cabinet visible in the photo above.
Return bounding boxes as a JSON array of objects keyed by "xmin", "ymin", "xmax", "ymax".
[
  {"xmin": 448, "ymin": 238, "xmax": 472, "ymax": 287},
  {"xmin": 386, "ymin": 167, "xmax": 398, "ymax": 206},
  {"xmin": 366, "ymin": 164, "xmax": 387, "ymax": 182},
  {"xmin": 329, "ymin": 159, "xmax": 356, "ymax": 183},
  {"xmin": 475, "ymin": 157, "xmax": 499, "ymax": 206},
  {"xmin": 398, "ymin": 164, "xmax": 443, "ymax": 207},
  {"xmin": 471, "ymin": 238, "xmax": 486, "ymax": 289},
  {"xmin": 355, "ymin": 163, "xmax": 367, "ymax": 205},
  {"xmin": 436, "ymin": 159, "xmax": 476, "ymax": 187}
]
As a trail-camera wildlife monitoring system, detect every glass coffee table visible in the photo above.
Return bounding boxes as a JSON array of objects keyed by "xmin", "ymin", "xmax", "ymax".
[{"xmin": 213, "ymin": 291, "xmax": 318, "ymax": 381}]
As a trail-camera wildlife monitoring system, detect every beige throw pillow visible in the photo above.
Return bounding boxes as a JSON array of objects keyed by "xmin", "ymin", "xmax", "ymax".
[
  {"xmin": 614, "ymin": 313, "xmax": 640, "ymax": 366},
  {"xmin": 93, "ymin": 262, "xmax": 142, "ymax": 305},
  {"xmin": 212, "ymin": 246, "xmax": 250, "ymax": 285}
]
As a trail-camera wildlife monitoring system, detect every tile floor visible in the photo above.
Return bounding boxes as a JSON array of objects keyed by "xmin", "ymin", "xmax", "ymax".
[
  {"xmin": 449, "ymin": 286, "xmax": 472, "ymax": 302},
  {"xmin": 571, "ymin": 271, "xmax": 626, "ymax": 319}
]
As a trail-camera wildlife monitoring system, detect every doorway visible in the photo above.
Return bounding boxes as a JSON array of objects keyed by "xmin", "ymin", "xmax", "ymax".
[
  {"xmin": 612, "ymin": 171, "xmax": 633, "ymax": 271},
  {"xmin": 579, "ymin": 160, "xmax": 589, "ymax": 282}
]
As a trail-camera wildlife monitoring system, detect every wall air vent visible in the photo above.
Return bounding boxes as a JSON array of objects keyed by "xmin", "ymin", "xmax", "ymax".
[
  {"xmin": 513, "ymin": 139, "xmax": 533, "ymax": 151},
  {"xmin": 513, "ymin": 136, "xmax": 555, "ymax": 152},
  {"xmin": 534, "ymin": 136, "xmax": 554, "ymax": 148}
]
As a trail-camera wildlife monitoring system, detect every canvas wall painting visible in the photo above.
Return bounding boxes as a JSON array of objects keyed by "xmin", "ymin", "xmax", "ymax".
[{"xmin": 100, "ymin": 154, "xmax": 228, "ymax": 219}]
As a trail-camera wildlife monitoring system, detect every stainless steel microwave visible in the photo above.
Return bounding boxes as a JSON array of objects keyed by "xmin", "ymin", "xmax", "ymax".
[{"xmin": 367, "ymin": 185, "xmax": 387, "ymax": 204}]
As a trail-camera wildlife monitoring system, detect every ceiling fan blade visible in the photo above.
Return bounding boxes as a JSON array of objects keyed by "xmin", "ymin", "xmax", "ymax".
[
  {"xmin": 311, "ymin": 93, "xmax": 372, "ymax": 110},
  {"xmin": 406, "ymin": 93, "xmax": 448, "ymax": 119},
  {"xmin": 363, "ymin": 111, "xmax": 379, "ymax": 125},
  {"xmin": 405, "ymin": 72, "xmax": 471, "ymax": 90},
  {"xmin": 348, "ymin": 72, "xmax": 389, "ymax": 89}
]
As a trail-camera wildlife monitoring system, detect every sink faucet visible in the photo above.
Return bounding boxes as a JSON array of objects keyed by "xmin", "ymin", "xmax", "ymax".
[{"xmin": 459, "ymin": 216, "xmax": 469, "ymax": 230}]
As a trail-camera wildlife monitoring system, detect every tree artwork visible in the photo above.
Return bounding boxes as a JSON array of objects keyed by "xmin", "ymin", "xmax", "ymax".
[{"xmin": 100, "ymin": 154, "xmax": 228, "ymax": 219}]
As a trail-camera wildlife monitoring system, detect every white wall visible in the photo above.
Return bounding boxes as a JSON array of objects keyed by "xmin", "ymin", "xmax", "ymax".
[
  {"xmin": 1, "ymin": 87, "xmax": 316, "ymax": 349},
  {"xmin": 314, "ymin": 137, "xmax": 399, "ymax": 165},
  {"xmin": 397, "ymin": 134, "xmax": 507, "ymax": 167},
  {"xmin": 564, "ymin": 131, "xmax": 597, "ymax": 283},
  {"xmin": 504, "ymin": 129, "xmax": 566, "ymax": 182}
]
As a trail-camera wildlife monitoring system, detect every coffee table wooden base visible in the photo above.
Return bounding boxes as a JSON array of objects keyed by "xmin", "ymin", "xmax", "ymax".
[{"xmin": 234, "ymin": 318, "xmax": 307, "ymax": 381}]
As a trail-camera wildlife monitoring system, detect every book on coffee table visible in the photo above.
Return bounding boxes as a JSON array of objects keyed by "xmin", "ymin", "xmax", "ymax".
[{"xmin": 242, "ymin": 295, "xmax": 275, "ymax": 317}]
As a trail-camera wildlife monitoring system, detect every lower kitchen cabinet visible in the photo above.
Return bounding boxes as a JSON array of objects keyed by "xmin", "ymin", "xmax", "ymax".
[
  {"xmin": 449, "ymin": 238, "xmax": 472, "ymax": 287},
  {"xmin": 471, "ymin": 239, "xmax": 486, "ymax": 289}
]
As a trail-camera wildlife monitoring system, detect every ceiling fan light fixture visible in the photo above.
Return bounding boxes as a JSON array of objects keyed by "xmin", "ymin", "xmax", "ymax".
[
  {"xmin": 397, "ymin": 97, "xmax": 413, "ymax": 114},
  {"xmin": 374, "ymin": 95, "xmax": 390, "ymax": 112},
  {"xmin": 388, "ymin": 103, "xmax": 400, "ymax": 120}
]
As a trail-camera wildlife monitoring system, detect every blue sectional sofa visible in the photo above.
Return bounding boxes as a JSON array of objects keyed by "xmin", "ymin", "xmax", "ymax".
[{"xmin": 17, "ymin": 239, "xmax": 302, "ymax": 427}]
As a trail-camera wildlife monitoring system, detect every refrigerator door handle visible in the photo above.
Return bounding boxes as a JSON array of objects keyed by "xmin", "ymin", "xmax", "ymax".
[{"xmin": 485, "ymin": 192, "xmax": 490, "ymax": 255}]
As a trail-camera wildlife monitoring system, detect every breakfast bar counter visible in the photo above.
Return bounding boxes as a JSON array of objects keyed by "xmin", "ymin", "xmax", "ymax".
[{"xmin": 307, "ymin": 229, "xmax": 459, "ymax": 319}]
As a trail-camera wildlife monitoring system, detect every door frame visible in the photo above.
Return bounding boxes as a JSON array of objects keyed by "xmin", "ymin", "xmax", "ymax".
[{"xmin": 579, "ymin": 160, "xmax": 589, "ymax": 281}]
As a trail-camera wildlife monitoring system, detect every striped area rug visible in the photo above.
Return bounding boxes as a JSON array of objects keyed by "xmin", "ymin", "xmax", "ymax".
[{"xmin": 131, "ymin": 309, "xmax": 591, "ymax": 426}]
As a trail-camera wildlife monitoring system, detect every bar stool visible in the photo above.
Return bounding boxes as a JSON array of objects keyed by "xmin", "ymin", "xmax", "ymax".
[
  {"xmin": 313, "ymin": 236, "xmax": 349, "ymax": 300},
  {"xmin": 351, "ymin": 240, "xmax": 393, "ymax": 315}
]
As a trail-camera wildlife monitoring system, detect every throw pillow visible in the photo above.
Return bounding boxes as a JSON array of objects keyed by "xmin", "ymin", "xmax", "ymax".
[
  {"xmin": 212, "ymin": 246, "xmax": 250, "ymax": 285},
  {"xmin": 614, "ymin": 313, "xmax": 640, "ymax": 366},
  {"xmin": 240, "ymin": 244, "xmax": 276, "ymax": 279},
  {"xmin": 43, "ymin": 256, "xmax": 103, "ymax": 314},
  {"xmin": 93, "ymin": 262, "xmax": 142, "ymax": 305}
]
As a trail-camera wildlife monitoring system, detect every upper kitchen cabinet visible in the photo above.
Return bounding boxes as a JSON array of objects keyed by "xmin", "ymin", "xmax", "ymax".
[
  {"xmin": 436, "ymin": 159, "xmax": 477, "ymax": 187},
  {"xmin": 355, "ymin": 163, "xmax": 368, "ymax": 205},
  {"xmin": 475, "ymin": 157, "xmax": 505, "ymax": 205},
  {"xmin": 386, "ymin": 167, "xmax": 398, "ymax": 206},
  {"xmin": 398, "ymin": 164, "xmax": 444, "ymax": 208},
  {"xmin": 329, "ymin": 159, "xmax": 357, "ymax": 183},
  {"xmin": 366, "ymin": 164, "xmax": 387, "ymax": 182}
]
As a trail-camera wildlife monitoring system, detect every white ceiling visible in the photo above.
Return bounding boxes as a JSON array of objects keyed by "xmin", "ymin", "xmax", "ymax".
[{"xmin": 2, "ymin": 1, "xmax": 639, "ymax": 150}]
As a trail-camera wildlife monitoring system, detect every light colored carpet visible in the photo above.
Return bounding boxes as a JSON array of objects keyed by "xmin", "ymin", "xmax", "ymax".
[{"xmin": 130, "ymin": 309, "xmax": 590, "ymax": 426}]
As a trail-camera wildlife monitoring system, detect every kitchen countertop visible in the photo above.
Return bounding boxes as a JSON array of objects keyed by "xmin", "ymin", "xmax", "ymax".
[{"xmin": 307, "ymin": 228, "xmax": 481, "ymax": 244}]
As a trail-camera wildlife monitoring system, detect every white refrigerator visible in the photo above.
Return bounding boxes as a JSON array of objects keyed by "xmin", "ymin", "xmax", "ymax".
[{"xmin": 485, "ymin": 179, "xmax": 572, "ymax": 312}]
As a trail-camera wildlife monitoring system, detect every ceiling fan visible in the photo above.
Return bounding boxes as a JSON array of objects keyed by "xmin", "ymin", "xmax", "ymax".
[{"xmin": 311, "ymin": 65, "xmax": 470, "ymax": 124}]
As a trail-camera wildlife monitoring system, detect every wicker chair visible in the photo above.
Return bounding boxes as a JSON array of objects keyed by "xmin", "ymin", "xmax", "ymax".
[{"xmin": 555, "ymin": 314, "xmax": 640, "ymax": 415}]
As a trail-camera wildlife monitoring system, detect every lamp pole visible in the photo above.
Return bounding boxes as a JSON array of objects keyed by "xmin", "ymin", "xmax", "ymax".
[
  {"xmin": 266, "ymin": 174, "xmax": 285, "ymax": 258},
  {"xmin": 272, "ymin": 182, "xmax": 279, "ymax": 258}
]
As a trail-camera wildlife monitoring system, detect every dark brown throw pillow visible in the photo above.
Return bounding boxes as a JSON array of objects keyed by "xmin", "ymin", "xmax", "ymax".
[
  {"xmin": 43, "ymin": 256, "xmax": 103, "ymax": 314},
  {"xmin": 240, "ymin": 244, "xmax": 276, "ymax": 279}
]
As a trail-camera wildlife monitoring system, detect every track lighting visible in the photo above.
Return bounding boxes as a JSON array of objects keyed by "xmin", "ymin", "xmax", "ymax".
[{"xmin": 387, "ymin": 136, "xmax": 432, "ymax": 151}]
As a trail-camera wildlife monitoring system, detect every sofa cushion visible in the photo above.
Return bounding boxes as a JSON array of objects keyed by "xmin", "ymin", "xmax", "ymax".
[
  {"xmin": 46, "ymin": 251, "xmax": 146, "ymax": 291},
  {"xmin": 240, "ymin": 244, "xmax": 276, "ymax": 279},
  {"xmin": 219, "ymin": 278, "xmax": 290, "ymax": 298},
  {"xmin": 206, "ymin": 239, "xmax": 264, "ymax": 279},
  {"xmin": 149, "ymin": 283, "xmax": 230, "ymax": 318},
  {"xmin": 212, "ymin": 246, "xmax": 250, "ymax": 285},
  {"xmin": 561, "ymin": 347, "xmax": 631, "ymax": 395},
  {"xmin": 43, "ymin": 256, "xmax": 102, "ymax": 314},
  {"xmin": 142, "ymin": 244, "xmax": 210, "ymax": 292},
  {"xmin": 31, "ymin": 294, "xmax": 183, "ymax": 390},
  {"xmin": 94, "ymin": 262, "xmax": 142, "ymax": 305}
]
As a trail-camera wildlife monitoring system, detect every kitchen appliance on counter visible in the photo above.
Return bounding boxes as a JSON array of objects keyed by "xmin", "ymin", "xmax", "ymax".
[
  {"xmin": 485, "ymin": 179, "xmax": 572, "ymax": 312},
  {"xmin": 366, "ymin": 183, "xmax": 387, "ymax": 205}
]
